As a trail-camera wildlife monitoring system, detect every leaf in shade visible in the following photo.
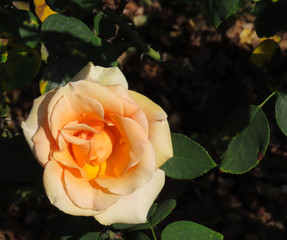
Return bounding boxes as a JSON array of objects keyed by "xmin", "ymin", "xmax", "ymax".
[
  {"xmin": 41, "ymin": 14, "xmax": 117, "ymax": 67},
  {"xmin": 220, "ymin": 105, "xmax": 270, "ymax": 174},
  {"xmin": 254, "ymin": 0, "xmax": 287, "ymax": 38},
  {"xmin": 275, "ymin": 92, "xmax": 287, "ymax": 136},
  {"xmin": 161, "ymin": 221, "xmax": 223, "ymax": 240},
  {"xmin": 161, "ymin": 133, "xmax": 216, "ymax": 179},
  {"xmin": 0, "ymin": 40, "xmax": 41, "ymax": 90},
  {"xmin": 1, "ymin": 9, "xmax": 39, "ymax": 48}
]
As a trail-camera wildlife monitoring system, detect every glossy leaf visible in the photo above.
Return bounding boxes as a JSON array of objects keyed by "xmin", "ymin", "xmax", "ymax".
[
  {"xmin": 197, "ymin": 0, "xmax": 246, "ymax": 28},
  {"xmin": 220, "ymin": 105, "xmax": 270, "ymax": 173},
  {"xmin": 255, "ymin": 0, "xmax": 287, "ymax": 37},
  {"xmin": 161, "ymin": 221, "xmax": 223, "ymax": 240},
  {"xmin": 41, "ymin": 14, "xmax": 117, "ymax": 67},
  {"xmin": 46, "ymin": 0, "xmax": 97, "ymax": 19},
  {"xmin": 161, "ymin": 133, "xmax": 216, "ymax": 179},
  {"xmin": 275, "ymin": 92, "xmax": 287, "ymax": 136}
]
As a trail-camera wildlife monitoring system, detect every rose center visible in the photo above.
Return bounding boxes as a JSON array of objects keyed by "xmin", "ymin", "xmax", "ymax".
[{"xmin": 71, "ymin": 127, "xmax": 114, "ymax": 168}]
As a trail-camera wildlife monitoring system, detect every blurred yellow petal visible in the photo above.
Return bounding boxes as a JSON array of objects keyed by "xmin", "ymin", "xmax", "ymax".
[{"xmin": 34, "ymin": 0, "xmax": 57, "ymax": 22}]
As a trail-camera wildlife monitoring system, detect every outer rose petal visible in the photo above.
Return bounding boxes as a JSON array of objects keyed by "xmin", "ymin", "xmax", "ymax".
[
  {"xmin": 22, "ymin": 89, "xmax": 58, "ymax": 166},
  {"xmin": 64, "ymin": 170, "xmax": 120, "ymax": 211},
  {"xmin": 43, "ymin": 160, "xmax": 100, "ymax": 216},
  {"xmin": 72, "ymin": 62, "xmax": 128, "ymax": 89},
  {"xmin": 47, "ymin": 81, "xmax": 124, "ymax": 125},
  {"xmin": 128, "ymin": 91, "xmax": 173, "ymax": 168},
  {"xmin": 94, "ymin": 169, "xmax": 165, "ymax": 225}
]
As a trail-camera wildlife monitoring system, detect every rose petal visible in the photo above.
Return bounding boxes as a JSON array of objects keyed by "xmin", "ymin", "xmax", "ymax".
[
  {"xmin": 47, "ymin": 81, "xmax": 124, "ymax": 133},
  {"xmin": 49, "ymin": 93, "xmax": 104, "ymax": 139},
  {"xmin": 43, "ymin": 160, "xmax": 100, "ymax": 216},
  {"xmin": 64, "ymin": 170, "xmax": 121, "ymax": 211},
  {"xmin": 107, "ymin": 85, "xmax": 149, "ymax": 135},
  {"xmin": 94, "ymin": 169, "xmax": 165, "ymax": 225},
  {"xmin": 128, "ymin": 91, "xmax": 173, "ymax": 168},
  {"xmin": 107, "ymin": 114, "xmax": 148, "ymax": 177},
  {"xmin": 22, "ymin": 90, "xmax": 57, "ymax": 166},
  {"xmin": 72, "ymin": 62, "xmax": 128, "ymax": 89},
  {"xmin": 96, "ymin": 139, "xmax": 156, "ymax": 195}
]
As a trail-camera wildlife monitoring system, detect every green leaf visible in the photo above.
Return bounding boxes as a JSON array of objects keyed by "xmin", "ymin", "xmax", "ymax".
[
  {"xmin": 126, "ymin": 232, "xmax": 151, "ymax": 240},
  {"xmin": 0, "ymin": 9, "xmax": 39, "ymax": 48},
  {"xmin": 275, "ymin": 92, "xmax": 287, "ymax": 136},
  {"xmin": 220, "ymin": 105, "xmax": 270, "ymax": 173},
  {"xmin": 94, "ymin": 13, "xmax": 116, "ymax": 39},
  {"xmin": 46, "ymin": 0, "xmax": 97, "ymax": 19},
  {"xmin": 41, "ymin": 14, "xmax": 117, "ymax": 67},
  {"xmin": 161, "ymin": 133, "xmax": 216, "ymax": 179},
  {"xmin": 78, "ymin": 232, "xmax": 101, "ymax": 240},
  {"xmin": 0, "ymin": 41, "xmax": 41, "ymax": 90},
  {"xmin": 39, "ymin": 58, "xmax": 86, "ymax": 94},
  {"xmin": 112, "ymin": 199, "xmax": 176, "ymax": 232},
  {"xmin": 197, "ymin": 0, "xmax": 245, "ymax": 28},
  {"xmin": 254, "ymin": 0, "xmax": 287, "ymax": 37},
  {"xmin": 161, "ymin": 221, "xmax": 223, "ymax": 240}
]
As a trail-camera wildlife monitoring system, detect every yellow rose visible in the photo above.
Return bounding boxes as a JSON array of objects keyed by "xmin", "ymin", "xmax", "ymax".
[{"xmin": 22, "ymin": 63, "xmax": 173, "ymax": 225}]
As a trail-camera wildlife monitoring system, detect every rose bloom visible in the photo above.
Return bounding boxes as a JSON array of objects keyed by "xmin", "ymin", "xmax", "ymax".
[{"xmin": 22, "ymin": 63, "xmax": 173, "ymax": 225}]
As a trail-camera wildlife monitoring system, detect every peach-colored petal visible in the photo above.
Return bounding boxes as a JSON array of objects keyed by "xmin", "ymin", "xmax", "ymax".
[
  {"xmin": 108, "ymin": 114, "xmax": 148, "ymax": 177},
  {"xmin": 52, "ymin": 132, "xmax": 81, "ymax": 169},
  {"xmin": 96, "ymin": 139, "xmax": 156, "ymax": 195},
  {"xmin": 72, "ymin": 62, "xmax": 128, "ymax": 89},
  {"xmin": 47, "ymin": 81, "xmax": 124, "ymax": 126},
  {"xmin": 64, "ymin": 170, "xmax": 121, "ymax": 211},
  {"xmin": 148, "ymin": 120, "xmax": 173, "ymax": 168},
  {"xmin": 128, "ymin": 90, "xmax": 173, "ymax": 168},
  {"xmin": 22, "ymin": 89, "xmax": 58, "ymax": 166},
  {"xmin": 43, "ymin": 160, "xmax": 100, "ymax": 216},
  {"xmin": 107, "ymin": 85, "xmax": 149, "ymax": 135},
  {"xmin": 49, "ymin": 93, "xmax": 104, "ymax": 139},
  {"xmin": 94, "ymin": 169, "xmax": 165, "ymax": 225}
]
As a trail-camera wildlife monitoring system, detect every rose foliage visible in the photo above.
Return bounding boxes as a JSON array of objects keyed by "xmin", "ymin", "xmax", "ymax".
[{"xmin": 22, "ymin": 63, "xmax": 173, "ymax": 225}]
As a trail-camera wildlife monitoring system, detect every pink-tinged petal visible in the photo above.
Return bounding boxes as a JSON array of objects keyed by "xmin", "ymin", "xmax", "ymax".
[
  {"xmin": 49, "ymin": 93, "xmax": 104, "ymax": 139},
  {"xmin": 128, "ymin": 91, "xmax": 173, "ymax": 168},
  {"xmin": 94, "ymin": 169, "xmax": 165, "ymax": 225},
  {"xmin": 64, "ymin": 170, "xmax": 121, "ymax": 211},
  {"xmin": 22, "ymin": 90, "xmax": 58, "ymax": 166},
  {"xmin": 43, "ymin": 160, "xmax": 99, "ymax": 216},
  {"xmin": 72, "ymin": 62, "xmax": 128, "ymax": 89},
  {"xmin": 96, "ymin": 139, "xmax": 156, "ymax": 195}
]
